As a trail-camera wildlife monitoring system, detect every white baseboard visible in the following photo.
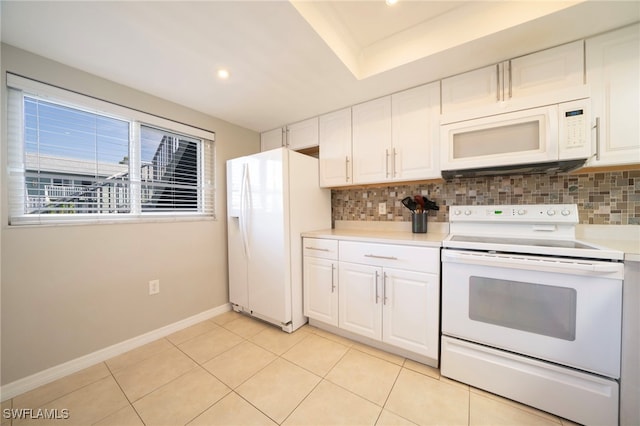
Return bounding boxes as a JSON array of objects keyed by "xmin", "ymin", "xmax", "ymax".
[{"xmin": 0, "ymin": 303, "xmax": 231, "ymax": 401}]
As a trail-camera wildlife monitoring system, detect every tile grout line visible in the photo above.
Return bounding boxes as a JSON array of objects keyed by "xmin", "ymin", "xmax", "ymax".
[
  {"xmin": 95, "ymin": 361, "xmax": 145, "ymax": 426},
  {"xmin": 276, "ymin": 332, "xmax": 352, "ymax": 424},
  {"xmin": 374, "ymin": 362, "xmax": 405, "ymax": 426}
]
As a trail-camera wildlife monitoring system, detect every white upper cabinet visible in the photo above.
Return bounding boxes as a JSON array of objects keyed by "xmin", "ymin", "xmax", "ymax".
[
  {"xmin": 441, "ymin": 65, "xmax": 500, "ymax": 114},
  {"xmin": 351, "ymin": 83, "xmax": 440, "ymax": 185},
  {"xmin": 261, "ymin": 117, "xmax": 319, "ymax": 152},
  {"xmin": 319, "ymin": 107, "xmax": 352, "ymax": 187},
  {"xmin": 392, "ymin": 82, "xmax": 440, "ymax": 181},
  {"xmin": 352, "ymin": 96, "xmax": 392, "ymax": 184},
  {"xmin": 586, "ymin": 24, "xmax": 640, "ymax": 167},
  {"xmin": 510, "ymin": 40, "xmax": 584, "ymax": 99},
  {"xmin": 442, "ymin": 40, "xmax": 585, "ymax": 116},
  {"xmin": 260, "ymin": 127, "xmax": 284, "ymax": 151},
  {"xmin": 286, "ymin": 117, "xmax": 319, "ymax": 151}
]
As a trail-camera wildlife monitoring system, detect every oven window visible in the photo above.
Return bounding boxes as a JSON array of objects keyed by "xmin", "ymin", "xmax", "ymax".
[{"xmin": 469, "ymin": 276, "xmax": 577, "ymax": 341}]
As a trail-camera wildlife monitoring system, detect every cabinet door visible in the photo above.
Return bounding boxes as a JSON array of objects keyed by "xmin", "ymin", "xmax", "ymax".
[
  {"xmin": 319, "ymin": 108, "xmax": 352, "ymax": 187},
  {"xmin": 511, "ymin": 40, "xmax": 584, "ymax": 99},
  {"xmin": 261, "ymin": 128, "xmax": 284, "ymax": 151},
  {"xmin": 352, "ymin": 97, "xmax": 392, "ymax": 184},
  {"xmin": 392, "ymin": 83, "xmax": 440, "ymax": 181},
  {"xmin": 338, "ymin": 262, "xmax": 382, "ymax": 340},
  {"xmin": 303, "ymin": 257, "xmax": 338, "ymax": 326},
  {"xmin": 287, "ymin": 117, "xmax": 319, "ymax": 151},
  {"xmin": 382, "ymin": 268, "xmax": 440, "ymax": 359},
  {"xmin": 586, "ymin": 24, "xmax": 640, "ymax": 167},
  {"xmin": 441, "ymin": 65, "xmax": 499, "ymax": 114}
]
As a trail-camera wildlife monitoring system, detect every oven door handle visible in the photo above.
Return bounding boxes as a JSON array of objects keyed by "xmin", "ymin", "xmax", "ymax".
[{"xmin": 442, "ymin": 250, "xmax": 622, "ymax": 275}]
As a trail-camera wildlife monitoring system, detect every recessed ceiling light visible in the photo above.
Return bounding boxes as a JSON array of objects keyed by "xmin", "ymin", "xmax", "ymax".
[
  {"xmin": 385, "ymin": 0, "xmax": 398, "ymax": 5},
  {"xmin": 217, "ymin": 69, "xmax": 230, "ymax": 79}
]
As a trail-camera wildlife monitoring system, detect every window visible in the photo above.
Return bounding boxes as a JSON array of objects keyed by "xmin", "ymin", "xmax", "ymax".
[{"xmin": 7, "ymin": 74, "xmax": 215, "ymax": 225}]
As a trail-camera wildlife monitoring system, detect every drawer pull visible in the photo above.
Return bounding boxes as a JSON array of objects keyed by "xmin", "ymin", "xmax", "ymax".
[
  {"xmin": 305, "ymin": 247, "xmax": 330, "ymax": 252},
  {"xmin": 364, "ymin": 254, "xmax": 398, "ymax": 260}
]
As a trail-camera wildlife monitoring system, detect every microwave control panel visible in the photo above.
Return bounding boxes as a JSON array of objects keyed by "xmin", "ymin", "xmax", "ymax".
[
  {"xmin": 564, "ymin": 109, "xmax": 586, "ymax": 147},
  {"xmin": 558, "ymin": 99, "xmax": 591, "ymax": 159}
]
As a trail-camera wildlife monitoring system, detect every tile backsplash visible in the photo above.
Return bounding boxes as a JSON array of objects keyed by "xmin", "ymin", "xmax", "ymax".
[{"xmin": 331, "ymin": 169, "xmax": 640, "ymax": 225}]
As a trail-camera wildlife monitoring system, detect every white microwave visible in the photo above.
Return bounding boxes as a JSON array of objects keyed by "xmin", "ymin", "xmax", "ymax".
[{"xmin": 440, "ymin": 99, "xmax": 591, "ymax": 178}]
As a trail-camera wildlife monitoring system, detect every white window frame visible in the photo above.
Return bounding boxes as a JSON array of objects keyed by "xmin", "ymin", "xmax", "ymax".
[{"xmin": 6, "ymin": 73, "xmax": 216, "ymax": 226}]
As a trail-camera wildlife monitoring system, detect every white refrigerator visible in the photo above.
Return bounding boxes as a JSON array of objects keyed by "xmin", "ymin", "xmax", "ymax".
[{"xmin": 227, "ymin": 148, "xmax": 331, "ymax": 332}]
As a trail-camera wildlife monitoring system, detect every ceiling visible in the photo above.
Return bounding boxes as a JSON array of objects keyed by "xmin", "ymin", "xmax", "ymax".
[{"xmin": 1, "ymin": 1, "xmax": 638, "ymax": 133}]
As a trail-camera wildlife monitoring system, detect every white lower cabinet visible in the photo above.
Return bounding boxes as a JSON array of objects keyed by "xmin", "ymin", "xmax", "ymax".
[
  {"xmin": 303, "ymin": 238, "xmax": 339, "ymax": 327},
  {"xmin": 338, "ymin": 262, "xmax": 382, "ymax": 340},
  {"xmin": 304, "ymin": 257, "xmax": 338, "ymax": 326},
  {"xmin": 303, "ymin": 237, "xmax": 440, "ymax": 362},
  {"xmin": 382, "ymin": 268, "xmax": 439, "ymax": 357},
  {"xmin": 338, "ymin": 261, "xmax": 439, "ymax": 359}
]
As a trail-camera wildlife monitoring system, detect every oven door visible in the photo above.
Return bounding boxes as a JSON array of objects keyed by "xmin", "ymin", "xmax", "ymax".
[{"xmin": 441, "ymin": 249, "xmax": 623, "ymax": 378}]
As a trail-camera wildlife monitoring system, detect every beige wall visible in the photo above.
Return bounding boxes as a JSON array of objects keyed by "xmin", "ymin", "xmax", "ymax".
[{"xmin": 0, "ymin": 44, "xmax": 260, "ymax": 385}]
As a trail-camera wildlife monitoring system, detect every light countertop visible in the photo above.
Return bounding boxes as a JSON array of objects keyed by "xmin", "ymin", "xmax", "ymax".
[
  {"xmin": 304, "ymin": 221, "xmax": 640, "ymax": 261},
  {"xmin": 302, "ymin": 220, "xmax": 448, "ymax": 248},
  {"xmin": 576, "ymin": 225, "xmax": 640, "ymax": 262}
]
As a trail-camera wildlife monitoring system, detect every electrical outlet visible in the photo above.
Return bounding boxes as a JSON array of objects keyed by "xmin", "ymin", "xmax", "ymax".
[
  {"xmin": 149, "ymin": 279, "xmax": 160, "ymax": 295},
  {"xmin": 378, "ymin": 202, "xmax": 386, "ymax": 215}
]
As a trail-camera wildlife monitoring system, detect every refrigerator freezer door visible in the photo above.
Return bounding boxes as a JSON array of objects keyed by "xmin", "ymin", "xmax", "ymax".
[
  {"xmin": 245, "ymin": 149, "xmax": 290, "ymax": 323},
  {"xmin": 227, "ymin": 157, "xmax": 249, "ymax": 308}
]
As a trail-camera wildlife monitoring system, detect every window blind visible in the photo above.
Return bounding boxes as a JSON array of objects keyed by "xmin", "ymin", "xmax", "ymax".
[{"xmin": 6, "ymin": 74, "xmax": 216, "ymax": 225}]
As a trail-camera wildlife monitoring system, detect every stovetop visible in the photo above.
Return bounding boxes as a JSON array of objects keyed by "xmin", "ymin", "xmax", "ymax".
[
  {"xmin": 449, "ymin": 235, "xmax": 596, "ymax": 250},
  {"xmin": 444, "ymin": 204, "xmax": 624, "ymax": 261}
]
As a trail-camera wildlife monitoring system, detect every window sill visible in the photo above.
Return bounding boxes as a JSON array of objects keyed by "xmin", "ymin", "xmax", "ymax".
[{"xmin": 8, "ymin": 213, "xmax": 217, "ymax": 228}]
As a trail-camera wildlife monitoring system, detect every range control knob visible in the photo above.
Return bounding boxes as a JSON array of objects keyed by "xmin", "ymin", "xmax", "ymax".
[
  {"xmin": 464, "ymin": 210, "xmax": 472, "ymax": 216},
  {"xmin": 547, "ymin": 209, "xmax": 556, "ymax": 216},
  {"xmin": 561, "ymin": 209, "xmax": 572, "ymax": 216},
  {"xmin": 454, "ymin": 209, "xmax": 461, "ymax": 216},
  {"xmin": 517, "ymin": 209, "xmax": 526, "ymax": 216}
]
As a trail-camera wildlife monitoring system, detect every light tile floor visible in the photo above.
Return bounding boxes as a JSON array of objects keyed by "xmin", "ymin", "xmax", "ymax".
[{"xmin": 3, "ymin": 311, "xmax": 581, "ymax": 426}]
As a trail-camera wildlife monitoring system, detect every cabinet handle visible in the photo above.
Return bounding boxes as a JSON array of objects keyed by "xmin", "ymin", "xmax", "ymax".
[
  {"xmin": 331, "ymin": 263, "xmax": 336, "ymax": 293},
  {"xmin": 345, "ymin": 156, "xmax": 350, "ymax": 182},
  {"xmin": 393, "ymin": 148, "xmax": 398, "ymax": 177},
  {"xmin": 305, "ymin": 247, "xmax": 330, "ymax": 252},
  {"xmin": 496, "ymin": 63, "xmax": 501, "ymax": 102},
  {"xmin": 593, "ymin": 117, "xmax": 601, "ymax": 161},
  {"xmin": 365, "ymin": 254, "xmax": 398, "ymax": 260},
  {"xmin": 507, "ymin": 60, "xmax": 512, "ymax": 99},
  {"xmin": 374, "ymin": 270, "xmax": 380, "ymax": 303},
  {"xmin": 385, "ymin": 149, "xmax": 390, "ymax": 178},
  {"xmin": 284, "ymin": 128, "xmax": 288, "ymax": 147},
  {"xmin": 383, "ymin": 272, "xmax": 388, "ymax": 305}
]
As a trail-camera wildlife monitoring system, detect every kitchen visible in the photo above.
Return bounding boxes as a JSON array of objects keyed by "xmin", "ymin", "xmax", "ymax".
[{"xmin": 1, "ymin": 1, "xmax": 639, "ymax": 425}]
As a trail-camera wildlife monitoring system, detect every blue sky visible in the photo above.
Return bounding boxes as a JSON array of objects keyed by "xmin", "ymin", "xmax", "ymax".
[{"xmin": 24, "ymin": 96, "xmax": 169, "ymax": 166}]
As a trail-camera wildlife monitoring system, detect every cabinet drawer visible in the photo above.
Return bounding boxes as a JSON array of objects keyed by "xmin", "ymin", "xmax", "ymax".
[
  {"xmin": 303, "ymin": 238, "xmax": 338, "ymax": 260},
  {"xmin": 339, "ymin": 241, "xmax": 439, "ymax": 273}
]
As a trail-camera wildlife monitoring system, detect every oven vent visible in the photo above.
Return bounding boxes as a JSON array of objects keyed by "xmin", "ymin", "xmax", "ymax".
[{"xmin": 440, "ymin": 159, "xmax": 587, "ymax": 180}]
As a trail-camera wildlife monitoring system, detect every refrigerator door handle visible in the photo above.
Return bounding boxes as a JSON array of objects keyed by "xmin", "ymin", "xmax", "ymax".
[{"xmin": 240, "ymin": 163, "xmax": 251, "ymax": 259}]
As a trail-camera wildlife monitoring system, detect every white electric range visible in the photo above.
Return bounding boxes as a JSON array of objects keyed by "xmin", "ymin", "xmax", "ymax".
[{"xmin": 440, "ymin": 204, "xmax": 624, "ymax": 426}]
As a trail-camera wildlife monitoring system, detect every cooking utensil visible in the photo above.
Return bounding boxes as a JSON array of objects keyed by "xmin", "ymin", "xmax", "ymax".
[
  {"xmin": 401, "ymin": 196, "xmax": 417, "ymax": 212},
  {"xmin": 414, "ymin": 195, "xmax": 425, "ymax": 212},
  {"xmin": 422, "ymin": 196, "xmax": 440, "ymax": 211}
]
